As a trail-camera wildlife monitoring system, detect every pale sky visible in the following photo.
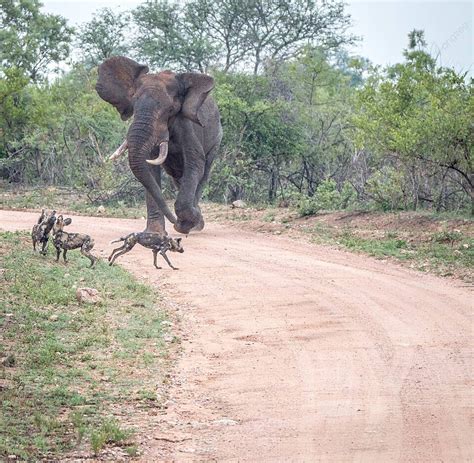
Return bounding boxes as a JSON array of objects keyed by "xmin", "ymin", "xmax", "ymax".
[{"xmin": 41, "ymin": 0, "xmax": 473, "ymax": 75}]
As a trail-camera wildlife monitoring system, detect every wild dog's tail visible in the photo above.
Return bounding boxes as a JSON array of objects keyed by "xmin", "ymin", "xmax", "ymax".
[{"xmin": 110, "ymin": 237, "xmax": 125, "ymax": 244}]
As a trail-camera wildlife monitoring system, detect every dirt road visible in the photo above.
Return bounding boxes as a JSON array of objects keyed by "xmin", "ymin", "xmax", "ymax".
[{"xmin": 2, "ymin": 210, "xmax": 472, "ymax": 462}]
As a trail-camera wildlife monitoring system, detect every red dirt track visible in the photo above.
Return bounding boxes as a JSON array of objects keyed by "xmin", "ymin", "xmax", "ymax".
[{"xmin": 1, "ymin": 210, "xmax": 472, "ymax": 462}]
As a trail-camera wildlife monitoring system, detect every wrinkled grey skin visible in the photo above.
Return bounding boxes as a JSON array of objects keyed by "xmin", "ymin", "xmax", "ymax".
[{"xmin": 96, "ymin": 56, "xmax": 222, "ymax": 234}]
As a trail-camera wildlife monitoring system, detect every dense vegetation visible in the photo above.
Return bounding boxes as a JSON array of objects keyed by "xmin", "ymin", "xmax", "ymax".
[{"xmin": 1, "ymin": 0, "xmax": 472, "ymax": 214}]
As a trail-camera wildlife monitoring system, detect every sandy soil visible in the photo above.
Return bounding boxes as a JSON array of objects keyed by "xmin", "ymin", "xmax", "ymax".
[{"xmin": 1, "ymin": 210, "xmax": 472, "ymax": 462}]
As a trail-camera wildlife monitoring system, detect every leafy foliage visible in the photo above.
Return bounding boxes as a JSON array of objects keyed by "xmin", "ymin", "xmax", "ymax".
[
  {"xmin": 0, "ymin": 1, "xmax": 471, "ymax": 216},
  {"xmin": 0, "ymin": 0, "xmax": 74, "ymax": 81},
  {"xmin": 76, "ymin": 8, "xmax": 131, "ymax": 68},
  {"xmin": 296, "ymin": 180, "xmax": 356, "ymax": 216},
  {"xmin": 130, "ymin": 0, "xmax": 352, "ymax": 74},
  {"xmin": 184, "ymin": 0, "xmax": 353, "ymax": 74},
  {"xmin": 132, "ymin": 0, "xmax": 220, "ymax": 72},
  {"xmin": 354, "ymin": 31, "xmax": 473, "ymax": 212}
]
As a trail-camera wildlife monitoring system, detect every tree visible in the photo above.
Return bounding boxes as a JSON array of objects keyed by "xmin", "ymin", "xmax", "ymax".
[
  {"xmin": 76, "ymin": 8, "xmax": 130, "ymax": 68},
  {"xmin": 186, "ymin": 0, "xmax": 252, "ymax": 72},
  {"xmin": 244, "ymin": 0, "xmax": 353, "ymax": 74},
  {"xmin": 132, "ymin": 0, "xmax": 353, "ymax": 74},
  {"xmin": 132, "ymin": 0, "xmax": 219, "ymax": 72},
  {"xmin": 270, "ymin": 47, "xmax": 358, "ymax": 197},
  {"xmin": 0, "ymin": 0, "xmax": 73, "ymax": 81},
  {"xmin": 188, "ymin": 0, "xmax": 353, "ymax": 74},
  {"xmin": 354, "ymin": 31, "xmax": 473, "ymax": 212}
]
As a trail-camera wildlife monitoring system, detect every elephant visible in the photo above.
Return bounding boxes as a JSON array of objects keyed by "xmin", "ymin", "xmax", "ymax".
[{"xmin": 95, "ymin": 56, "xmax": 222, "ymax": 235}]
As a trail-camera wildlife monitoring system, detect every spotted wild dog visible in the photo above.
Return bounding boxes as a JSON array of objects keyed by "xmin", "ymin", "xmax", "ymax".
[
  {"xmin": 108, "ymin": 232, "xmax": 184, "ymax": 270},
  {"xmin": 32, "ymin": 209, "xmax": 56, "ymax": 255},
  {"xmin": 52, "ymin": 215, "xmax": 97, "ymax": 268}
]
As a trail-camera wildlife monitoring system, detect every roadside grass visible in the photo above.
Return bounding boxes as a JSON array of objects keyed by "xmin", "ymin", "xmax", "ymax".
[
  {"xmin": 335, "ymin": 228, "xmax": 473, "ymax": 277},
  {"xmin": 0, "ymin": 186, "xmax": 146, "ymax": 219},
  {"xmin": 0, "ymin": 231, "xmax": 173, "ymax": 460},
  {"xmin": 306, "ymin": 221, "xmax": 472, "ymax": 280}
]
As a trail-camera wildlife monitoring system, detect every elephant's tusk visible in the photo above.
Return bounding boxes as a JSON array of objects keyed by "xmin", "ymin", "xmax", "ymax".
[
  {"xmin": 146, "ymin": 141, "xmax": 169, "ymax": 166},
  {"xmin": 108, "ymin": 140, "xmax": 128, "ymax": 161}
]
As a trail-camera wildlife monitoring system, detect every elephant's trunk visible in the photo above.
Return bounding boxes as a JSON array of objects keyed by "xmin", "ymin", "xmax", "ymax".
[
  {"xmin": 127, "ymin": 117, "xmax": 177, "ymax": 224},
  {"xmin": 129, "ymin": 150, "xmax": 177, "ymax": 224}
]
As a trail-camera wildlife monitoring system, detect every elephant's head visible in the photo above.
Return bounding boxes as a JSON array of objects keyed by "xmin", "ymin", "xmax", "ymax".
[{"xmin": 96, "ymin": 56, "xmax": 214, "ymax": 228}]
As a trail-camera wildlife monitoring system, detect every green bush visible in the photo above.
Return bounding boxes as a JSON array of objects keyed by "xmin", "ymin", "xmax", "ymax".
[
  {"xmin": 365, "ymin": 167, "xmax": 406, "ymax": 211},
  {"xmin": 297, "ymin": 180, "xmax": 357, "ymax": 216}
]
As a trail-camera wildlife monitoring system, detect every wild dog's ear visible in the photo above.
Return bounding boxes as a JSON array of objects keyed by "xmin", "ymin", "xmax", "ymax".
[
  {"xmin": 38, "ymin": 209, "xmax": 46, "ymax": 224},
  {"xmin": 64, "ymin": 218, "xmax": 72, "ymax": 226}
]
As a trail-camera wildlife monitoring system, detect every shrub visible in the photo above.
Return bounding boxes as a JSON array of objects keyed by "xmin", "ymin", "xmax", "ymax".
[{"xmin": 296, "ymin": 180, "xmax": 357, "ymax": 216}]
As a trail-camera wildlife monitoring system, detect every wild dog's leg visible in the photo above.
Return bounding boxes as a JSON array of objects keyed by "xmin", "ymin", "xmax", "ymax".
[
  {"xmin": 55, "ymin": 246, "xmax": 61, "ymax": 262},
  {"xmin": 160, "ymin": 251, "xmax": 178, "ymax": 270},
  {"xmin": 109, "ymin": 236, "xmax": 138, "ymax": 266},
  {"xmin": 109, "ymin": 248, "xmax": 131, "ymax": 266},
  {"xmin": 81, "ymin": 243, "xmax": 97, "ymax": 268},
  {"xmin": 108, "ymin": 240, "xmax": 136, "ymax": 266},
  {"xmin": 32, "ymin": 237, "xmax": 37, "ymax": 251},
  {"xmin": 41, "ymin": 239, "xmax": 48, "ymax": 256},
  {"xmin": 108, "ymin": 244, "xmax": 126, "ymax": 262},
  {"xmin": 152, "ymin": 250, "xmax": 162, "ymax": 269},
  {"xmin": 63, "ymin": 249, "xmax": 68, "ymax": 263}
]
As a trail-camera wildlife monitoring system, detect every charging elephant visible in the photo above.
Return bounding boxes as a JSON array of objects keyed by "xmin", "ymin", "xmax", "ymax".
[{"xmin": 96, "ymin": 56, "xmax": 222, "ymax": 234}]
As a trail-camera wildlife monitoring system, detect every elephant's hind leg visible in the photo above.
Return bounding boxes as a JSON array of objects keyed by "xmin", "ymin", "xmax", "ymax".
[{"xmin": 145, "ymin": 190, "xmax": 166, "ymax": 234}]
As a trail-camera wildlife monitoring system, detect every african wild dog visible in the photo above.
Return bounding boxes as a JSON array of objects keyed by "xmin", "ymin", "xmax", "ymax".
[
  {"xmin": 32, "ymin": 209, "xmax": 56, "ymax": 255},
  {"xmin": 52, "ymin": 215, "xmax": 97, "ymax": 268},
  {"xmin": 108, "ymin": 232, "xmax": 184, "ymax": 270}
]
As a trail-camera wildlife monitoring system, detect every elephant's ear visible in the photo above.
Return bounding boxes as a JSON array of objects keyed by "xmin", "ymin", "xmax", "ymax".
[
  {"xmin": 178, "ymin": 73, "xmax": 215, "ymax": 127},
  {"xmin": 96, "ymin": 56, "xmax": 149, "ymax": 121}
]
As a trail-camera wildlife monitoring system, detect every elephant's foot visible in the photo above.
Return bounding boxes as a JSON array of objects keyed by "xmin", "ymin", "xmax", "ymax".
[
  {"xmin": 174, "ymin": 220, "xmax": 193, "ymax": 235},
  {"xmin": 174, "ymin": 219, "xmax": 204, "ymax": 234},
  {"xmin": 173, "ymin": 205, "xmax": 205, "ymax": 234},
  {"xmin": 174, "ymin": 213, "xmax": 205, "ymax": 234},
  {"xmin": 192, "ymin": 215, "xmax": 205, "ymax": 231}
]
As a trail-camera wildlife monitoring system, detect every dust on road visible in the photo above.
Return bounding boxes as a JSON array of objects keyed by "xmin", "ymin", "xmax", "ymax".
[{"xmin": 1, "ymin": 210, "xmax": 472, "ymax": 462}]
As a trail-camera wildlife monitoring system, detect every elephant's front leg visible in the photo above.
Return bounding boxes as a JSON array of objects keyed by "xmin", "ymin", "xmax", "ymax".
[
  {"xmin": 174, "ymin": 150, "xmax": 205, "ymax": 234},
  {"xmin": 144, "ymin": 164, "xmax": 166, "ymax": 234}
]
